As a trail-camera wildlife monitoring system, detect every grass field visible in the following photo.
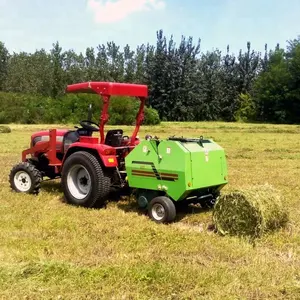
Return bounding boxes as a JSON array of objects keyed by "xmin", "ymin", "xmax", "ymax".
[{"xmin": 1, "ymin": 122, "xmax": 300, "ymax": 299}]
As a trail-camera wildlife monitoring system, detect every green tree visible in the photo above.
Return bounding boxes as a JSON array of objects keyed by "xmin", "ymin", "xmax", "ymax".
[
  {"xmin": 135, "ymin": 44, "xmax": 146, "ymax": 83},
  {"xmin": 218, "ymin": 46, "xmax": 239, "ymax": 121},
  {"xmin": 123, "ymin": 44, "xmax": 135, "ymax": 82},
  {"xmin": 253, "ymin": 48, "xmax": 290, "ymax": 122},
  {"xmin": 95, "ymin": 44, "xmax": 109, "ymax": 81},
  {"xmin": 234, "ymin": 93, "xmax": 256, "ymax": 122},
  {"xmin": 194, "ymin": 50, "xmax": 223, "ymax": 121},
  {"xmin": 51, "ymin": 42, "xmax": 66, "ymax": 98},
  {"xmin": 64, "ymin": 50, "xmax": 85, "ymax": 84},
  {"xmin": 0, "ymin": 42, "xmax": 9, "ymax": 91},
  {"xmin": 236, "ymin": 42, "xmax": 260, "ymax": 94},
  {"xmin": 4, "ymin": 50, "xmax": 52, "ymax": 96},
  {"xmin": 84, "ymin": 47, "xmax": 98, "ymax": 80},
  {"xmin": 106, "ymin": 41, "xmax": 124, "ymax": 81},
  {"xmin": 286, "ymin": 41, "xmax": 300, "ymax": 123}
]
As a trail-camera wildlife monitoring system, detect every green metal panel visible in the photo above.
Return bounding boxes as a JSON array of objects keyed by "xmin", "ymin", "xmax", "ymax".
[
  {"xmin": 125, "ymin": 138, "xmax": 228, "ymax": 202},
  {"xmin": 182, "ymin": 141, "xmax": 228, "ymax": 189},
  {"xmin": 125, "ymin": 140, "xmax": 189, "ymax": 200}
]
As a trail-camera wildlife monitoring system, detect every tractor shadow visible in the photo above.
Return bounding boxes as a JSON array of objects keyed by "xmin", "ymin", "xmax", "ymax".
[
  {"xmin": 41, "ymin": 179, "xmax": 63, "ymax": 194},
  {"xmin": 40, "ymin": 182, "xmax": 213, "ymax": 223}
]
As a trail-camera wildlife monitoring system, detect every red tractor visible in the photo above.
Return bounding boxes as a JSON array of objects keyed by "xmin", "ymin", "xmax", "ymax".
[{"xmin": 9, "ymin": 82, "xmax": 148, "ymax": 208}]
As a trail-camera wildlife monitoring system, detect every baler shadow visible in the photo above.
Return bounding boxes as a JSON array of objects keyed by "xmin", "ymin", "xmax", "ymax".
[
  {"xmin": 116, "ymin": 198, "xmax": 210, "ymax": 221},
  {"xmin": 116, "ymin": 198, "xmax": 149, "ymax": 217},
  {"xmin": 175, "ymin": 204, "xmax": 210, "ymax": 222}
]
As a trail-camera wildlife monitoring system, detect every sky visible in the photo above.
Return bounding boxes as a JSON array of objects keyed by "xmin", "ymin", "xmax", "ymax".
[{"xmin": 0, "ymin": 0, "xmax": 299, "ymax": 56}]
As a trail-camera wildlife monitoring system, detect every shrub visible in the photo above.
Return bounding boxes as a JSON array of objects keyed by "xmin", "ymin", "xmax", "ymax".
[
  {"xmin": 144, "ymin": 107, "xmax": 160, "ymax": 125},
  {"xmin": 0, "ymin": 92, "xmax": 161, "ymax": 125},
  {"xmin": 0, "ymin": 125, "xmax": 11, "ymax": 133},
  {"xmin": 234, "ymin": 93, "xmax": 257, "ymax": 122}
]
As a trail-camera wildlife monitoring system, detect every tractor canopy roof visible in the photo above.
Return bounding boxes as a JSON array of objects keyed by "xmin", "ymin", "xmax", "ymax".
[{"xmin": 66, "ymin": 81, "xmax": 148, "ymax": 98}]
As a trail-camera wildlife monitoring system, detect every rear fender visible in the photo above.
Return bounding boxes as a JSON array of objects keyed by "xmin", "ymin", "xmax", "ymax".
[{"xmin": 63, "ymin": 143, "xmax": 118, "ymax": 168}]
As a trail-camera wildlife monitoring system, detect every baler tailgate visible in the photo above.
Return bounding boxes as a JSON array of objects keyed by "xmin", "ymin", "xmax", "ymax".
[{"xmin": 181, "ymin": 142, "xmax": 227, "ymax": 189}]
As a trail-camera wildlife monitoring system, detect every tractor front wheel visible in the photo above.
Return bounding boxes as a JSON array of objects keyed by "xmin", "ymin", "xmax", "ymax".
[
  {"xmin": 148, "ymin": 196, "xmax": 176, "ymax": 224},
  {"xmin": 9, "ymin": 162, "xmax": 42, "ymax": 194},
  {"xmin": 61, "ymin": 151, "xmax": 109, "ymax": 208}
]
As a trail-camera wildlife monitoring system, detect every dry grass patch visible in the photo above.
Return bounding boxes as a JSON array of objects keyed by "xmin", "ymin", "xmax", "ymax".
[{"xmin": 0, "ymin": 122, "xmax": 300, "ymax": 299}]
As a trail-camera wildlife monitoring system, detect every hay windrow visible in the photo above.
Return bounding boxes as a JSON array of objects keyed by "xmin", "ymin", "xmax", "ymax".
[
  {"xmin": 0, "ymin": 126, "xmax": 11, "ymax": 133},
  {"xmin": 213, "ymin": 184, "xmax": 289, "ymax": 238}
]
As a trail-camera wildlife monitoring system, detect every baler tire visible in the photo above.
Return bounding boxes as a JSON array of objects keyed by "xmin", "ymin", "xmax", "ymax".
[
  {"xmin": 148, "ymin": 196, "xmax": 176, "ymax": 224},
  {"xmin": 9, "ymin": 162, "xmax": 42, "ymax": 194},
  {"xmin": 61, "ymin": 151, "xmax": 107, "ymax": 208}
]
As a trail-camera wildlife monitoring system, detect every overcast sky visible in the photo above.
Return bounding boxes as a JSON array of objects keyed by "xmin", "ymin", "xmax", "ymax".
[{"xmin": 0, "ymin": 0, "xmax": 299, "ymax": 55}]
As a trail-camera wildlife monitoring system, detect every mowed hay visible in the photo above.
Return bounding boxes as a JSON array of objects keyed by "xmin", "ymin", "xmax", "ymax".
[
  {"xmin": 213, "ymin": 184, "xmax": 289, "ymax": 238},
  {"xmin": 0, "ymin": 125, "xmax": 11, "ymax": 133}
]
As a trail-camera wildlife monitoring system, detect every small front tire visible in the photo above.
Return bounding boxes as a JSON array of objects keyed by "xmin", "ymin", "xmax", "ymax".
[
  {"xmin": 148, "ymin": 196, "xmax": 176, "ymax": 224},
  {"xmin": 9, "ymin": 162, "xmax": 42, "ymax": 194}
]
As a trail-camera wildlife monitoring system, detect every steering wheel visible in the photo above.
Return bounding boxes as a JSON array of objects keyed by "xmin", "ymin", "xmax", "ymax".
[{"xmin": 79, "ymin": 120, "xmax": 100, "ymax": 132}]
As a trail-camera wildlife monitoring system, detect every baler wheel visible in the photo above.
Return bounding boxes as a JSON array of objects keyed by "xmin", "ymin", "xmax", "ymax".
[
  {"xmin": 148, "ymin": 196, "xmax": 176, "ymax": 224},
  {"xmin": 9, "ymin": 162, "xmax": 42, "ymax": 194},
  {"xmin": 61, "ymin": 151, "xmax": 108, "ymax": 208}
]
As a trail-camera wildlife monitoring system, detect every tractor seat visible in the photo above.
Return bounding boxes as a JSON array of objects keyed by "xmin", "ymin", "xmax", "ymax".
[
  {"xmin": 105, "ymin": 129, "xmax": 123, "ymax": 147},
  {"xmin": 62, "ymin": 130, "xmax": 80, "ymax": 153}
]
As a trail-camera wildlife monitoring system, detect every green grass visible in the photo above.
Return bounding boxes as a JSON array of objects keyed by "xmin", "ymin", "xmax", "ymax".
[{"xmin": 1, "ymin": 122, "xmax": 300, "ymax": 299}]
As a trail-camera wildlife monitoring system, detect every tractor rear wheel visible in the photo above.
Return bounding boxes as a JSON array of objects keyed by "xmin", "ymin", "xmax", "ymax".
[
  {"xmin": 148, "ymin": 196, "xmax": 176, "ymax": 224},
  {"xmin": 9, "ymin": 162, "xmax": 42, "ymax": 194},
  {"xmin": 61, "ymin": 151, "xmax": 109, "ymax": 208}
]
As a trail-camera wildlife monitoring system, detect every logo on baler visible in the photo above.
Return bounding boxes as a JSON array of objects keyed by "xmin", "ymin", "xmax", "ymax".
[
  {"xmin": 204, "ymin": 149, "xmax": 209, "ymax": 162},
  {"xmin": 131, "ymin": 161, "xmax": 178, "ymax": 181},
  {"xmin": 142, "ymin": 146, "xmax": 148, "ymax": 153}
]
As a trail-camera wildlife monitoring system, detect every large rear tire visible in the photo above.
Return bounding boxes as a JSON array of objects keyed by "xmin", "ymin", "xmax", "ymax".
[
  {"xmin": 9, "ymin": 162, "xmax": 42, "ymax": 194},
  {"xmin": 148, "ymin": 196, "xmax": 176, "ymax": 224},
  {"xmin": 61, "ymin": 151, "xmax": 109, "ymax": 208}
]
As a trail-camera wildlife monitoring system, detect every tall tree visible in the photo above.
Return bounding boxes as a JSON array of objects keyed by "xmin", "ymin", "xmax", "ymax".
[
  {"xmin": 252, "ymin": 48, "xmax": 290, "ymax": 122},
  {"xmin": 123, "ymin": 44, "xmax": 135, "ymax": 82},
  {"xmin": 286, "ymin": 40, "xmax": 300, "ymax": 123},
  {"xmin": 0, "ymin": 42, "xmax": 9, "ymax": 91},
  {"xmin": 147, "ymin": 30, "xmax": 168, "ymax": 119},
  {"xmin": 195, "ymin": 50, "xmax": 223, "ymax": 121},
  {"xmin": 4, "ymin": 50, "xmax": 52, "ymax": 96},
  {"xmin": 64, "ymin": 50, "xmax": 85, "ymax": 84},
  {"xmin": 106, "ymin": 41, "xmax": 124, "ymax": 81},
  {"xmin": 135, "ymin": 44, "xmax": 146, "ymax": 83},
  {"xmin": 85, "ymin": 47, "xmax": 97, "ymax": 80},
  {"xmin": 96, "ymin": 44, "xmax": 109, "ymax": 81},
  {"xmin": 236, "ymin": 42, "xmax": 260, "ymax": 94},
  {"xmin": 218, "ymin": 46, "xmax": 239, "ymax": 121},
  {"xmin": 51, "ymin": 41, "xmax": 66, "ymax": 98}
]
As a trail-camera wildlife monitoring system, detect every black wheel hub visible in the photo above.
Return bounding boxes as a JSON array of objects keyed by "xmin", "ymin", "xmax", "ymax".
[{"xmin": 79, "ymin": 176, "xmax": 88, "ymax": 186}]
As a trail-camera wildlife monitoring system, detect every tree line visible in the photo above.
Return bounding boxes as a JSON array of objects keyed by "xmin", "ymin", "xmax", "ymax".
[{"xmin": 0, "ymin": 30, "xmax": 299, "ymax": 124}]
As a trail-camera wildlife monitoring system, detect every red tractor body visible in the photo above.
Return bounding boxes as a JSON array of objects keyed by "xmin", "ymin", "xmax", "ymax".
[
  {"xmin": 21, "ymin": 81, "xmax": 147, "ymax": 174},
  {"xmin": 10, "ymin": 81, "xmax": 148, "ymax": 205}
]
